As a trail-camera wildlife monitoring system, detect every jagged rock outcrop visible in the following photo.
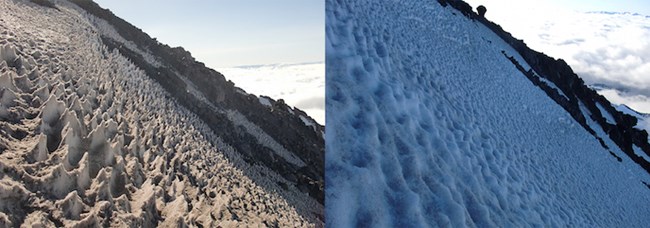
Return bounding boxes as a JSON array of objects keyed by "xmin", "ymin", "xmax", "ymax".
[{"xmin": 477, "ymin": 5, "xmax": 486, "ymax": 18}]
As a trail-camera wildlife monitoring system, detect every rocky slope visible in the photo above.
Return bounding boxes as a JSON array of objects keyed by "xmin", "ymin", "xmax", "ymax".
[{"xmin": 0, "ymin": 0, "xmax": 323, "ymax": 226}]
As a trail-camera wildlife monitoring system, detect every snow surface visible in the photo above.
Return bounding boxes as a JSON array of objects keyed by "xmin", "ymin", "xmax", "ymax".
[
  {"xmin": 596, "ymin": 102, "xmax": 615, "ymax": 125},
  {"xmin": 633, "ymin": 145, "xmax": 650, "ymax": 163},
  {"xmin": 326, "ymin": 1, "xmax": 650, "ymax": 227},
  {"xmin": 218, "ymin": 62, "xmax": 325, "ymax": 124},
  {"xmin": 537, "ymin": 75, "xmax": 568, "ymax": 100},
  {"xmin": 0, "ymin": 0, "xmax": 321, "ymax": 226},
  {"xmin": 258, "ymin": 96, "xmax": 272, "ymax": 107},
  {"xmin": 299, "ymin": 115, "xmax": 316, "ymax": 128}
]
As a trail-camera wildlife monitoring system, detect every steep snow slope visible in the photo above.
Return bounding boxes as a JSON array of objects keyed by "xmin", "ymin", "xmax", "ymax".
[
  {"xmin": 326, "ymin": 0, "xmax": 650, "ymax": 227},
  {"xmin": 68, "ymin": 0, "xmax": 325, "ymax": 206},
  {"xmin": 0, "ymin": 0, "xmax": 321, "ymax": 226}
]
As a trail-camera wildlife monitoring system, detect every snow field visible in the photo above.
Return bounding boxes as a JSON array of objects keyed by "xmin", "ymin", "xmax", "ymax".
[
  {"xmin": 326, "ymin": 0, "xmax": 650, "ymax": 227},
  {"xmin": 0, "ymin": 0, "xmax": 321, "ymax": 226}
]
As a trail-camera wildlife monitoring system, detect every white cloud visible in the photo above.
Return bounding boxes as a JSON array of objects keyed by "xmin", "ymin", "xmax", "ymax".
[
  {"xmin": 540, "ymin": 12, "xmax": 650, "ymax": 113},
  {"xmin": 595, "ymin": 88, "xmax": 650, "ymax": 114},
  {"xmin": 217, "ymin": 62, "xmax": 325, "ymax": 124}
]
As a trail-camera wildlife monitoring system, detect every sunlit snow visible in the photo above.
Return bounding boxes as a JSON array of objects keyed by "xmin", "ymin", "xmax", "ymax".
[{"xmin": 326, "ymin": 0, "xmax": 650, "ymax": 227}]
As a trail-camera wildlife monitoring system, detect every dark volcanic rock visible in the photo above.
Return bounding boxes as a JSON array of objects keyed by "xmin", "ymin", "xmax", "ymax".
[
  {"xmin": 29, "ymin": 0, "xmax": 57, "ymax": 9},
  {"xmin": 477, "ymin": 5, "xmax": 486, "ymax": 18}
]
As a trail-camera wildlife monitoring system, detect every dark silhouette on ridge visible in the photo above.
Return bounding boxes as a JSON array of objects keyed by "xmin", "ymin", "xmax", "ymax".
[{"xmin": 477, "ymin": 5, "xmax": 486, "ymax": 17}]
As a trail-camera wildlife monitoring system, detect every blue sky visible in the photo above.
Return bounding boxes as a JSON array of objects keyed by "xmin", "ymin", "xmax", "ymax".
[{"xmin": 94, "ymin": 0, "xmax": 324, "ymax": 68}]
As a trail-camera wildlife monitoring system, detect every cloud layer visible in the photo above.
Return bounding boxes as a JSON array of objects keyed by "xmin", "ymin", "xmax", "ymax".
[
  {"xmin": 529, "ymin": 12, "xmax": 650, "ymax": 113},
  {"xmin": 217, "ymin": 62, "xmax": 325, "ymax": 124},
  {"xmin": 550, "ymin": 13, "xmax": 650, "ymax": 95}
]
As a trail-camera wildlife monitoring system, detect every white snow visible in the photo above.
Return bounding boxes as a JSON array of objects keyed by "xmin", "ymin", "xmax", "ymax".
[
  {"xmin": 326, "ymin": 1, "xmax": 650, "ymax": 227},
  {"xmin": 258, "ymin": 96, "xmax": 272, "ymax": 107},
  {"xmin": 579, "ymin": 101, "xmax": 625, "ymax": 157},
  {"xmin": 596, "ymin": 102, "xmax": 615, "ymax": 124},
  {"xmin": 0, "ymin": 0, "xmax": 321, "ymax": 226},
  {"xmin": 299, "ymin": 115, "xmax": 315, "ymax": 128},
  {"xmin": 633, "ymin": 145, "xmax": 650, "ymax": 163},
  {"xmin": 537, "ymin": 74, "xmax": 569, "ymax": 100}
]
